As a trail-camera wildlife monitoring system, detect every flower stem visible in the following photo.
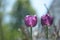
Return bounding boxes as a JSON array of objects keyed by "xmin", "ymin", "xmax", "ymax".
[
  {"xmin": 45, "ymin": 26, "xmax": 48, "ymax": 40},
  {"xmin": 30, "ymin": 27, "xmax": 32, "ymax": 40}
]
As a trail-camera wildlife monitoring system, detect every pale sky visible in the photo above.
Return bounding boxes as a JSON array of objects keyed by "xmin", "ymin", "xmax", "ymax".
[
  {"xmin": 4, "ymin": 0, "xmax": 16, "ymax": 23},
  {"xmin": 30, "ymin": 0, "xmax": 53, "ymax": 18},
  {"xmin": 5, "ymin": 0, "xmax": 16, "ymax": 13}
]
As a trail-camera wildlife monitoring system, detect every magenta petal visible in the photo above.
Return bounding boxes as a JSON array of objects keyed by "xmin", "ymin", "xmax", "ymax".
[
  {"xmin": 24, "ymin": 15, "xmax": 37, "ymax": 27},
  {"xmin": 41, "ymin": 14, "xmax": 53, "ymax": 26}
]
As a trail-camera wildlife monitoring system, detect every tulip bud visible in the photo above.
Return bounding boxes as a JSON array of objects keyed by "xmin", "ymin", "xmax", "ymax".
[
  {"xmin": 41, "ymin": 14, "xmax": 53, "ymax": 26},
  {"xmin": 24, "ymin": 15, "xmax": 37, "ymax": 27}
]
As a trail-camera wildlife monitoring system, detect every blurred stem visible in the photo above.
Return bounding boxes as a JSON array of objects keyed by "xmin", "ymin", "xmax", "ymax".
[
  {"xmin": 0, "ymin": 26, "xmax": 4, "ymax": 40},
  {"xmin": 45, "ymin": 26, "xmax": 48, "ymax": 40},
  {"xmin": 44, "ymin": 4, "xmax": 49, "ymax": 13},
  {"xmin": 0, "ymin": 16, "xmax": 4, "ymax": 40},
  {"xmin": 30, "ymin": 27, "xmax": 32, "ymax": 40}
]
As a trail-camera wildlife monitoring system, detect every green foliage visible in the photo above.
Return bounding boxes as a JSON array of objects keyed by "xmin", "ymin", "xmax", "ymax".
[
  {"xmin": 0, "ymin": 0, "xmax": 35, "ymax": 40},
  {"xmin": 2, "ymin": 24, "xmax": 23, "ymax": 40},
  {"xmin": 11, "ymin": 0, "xmax": 35, "ymax": 30}
]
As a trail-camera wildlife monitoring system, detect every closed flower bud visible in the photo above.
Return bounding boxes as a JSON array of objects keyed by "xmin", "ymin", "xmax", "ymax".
[
  {"xmin": 24, "ymin": 15, "xmax": 37, "ymax": 27},
  {"xmin": 41, "ymin": 14, "xmax": 53, "ymax": 26}
]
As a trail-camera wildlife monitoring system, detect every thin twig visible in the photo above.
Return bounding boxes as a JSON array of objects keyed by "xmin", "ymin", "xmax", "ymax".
[{"xmin": 44, "ymin": 4, "xmax": 50, "ymax": 13}]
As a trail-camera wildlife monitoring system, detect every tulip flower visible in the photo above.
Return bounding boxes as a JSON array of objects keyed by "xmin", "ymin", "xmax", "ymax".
[
  {"xmin": 41, "ymin": 14, "xmax": 53, "ymax": 26},
  {"xmin": 41, "ymin": 14, "xmax": 53, "ymax": 40},
  {"xmin": 24, "ymin": 15, "xmax": 37, "ymax": 40},
  {"xmin": 24, "ymin": 15, "xmax": 37, "ymax": 27}
]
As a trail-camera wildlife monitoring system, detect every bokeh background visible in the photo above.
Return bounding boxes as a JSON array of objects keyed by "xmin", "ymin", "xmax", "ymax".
[{"xmin": 0, "ymin": 0, "xmax": 60, "ymax": 40}]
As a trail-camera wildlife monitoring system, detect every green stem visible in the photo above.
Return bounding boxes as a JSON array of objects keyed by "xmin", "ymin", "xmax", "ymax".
[
  {"xmin": 0, "ymin": 17, "xmax": 4, "ymax": 40},
  {"xmin": 30, "ymin": 27, "xmax": 32, "ymax": 40},
  {"xmin": 45, "ymin": 26, "xmax": 48, "ymax": 40}
]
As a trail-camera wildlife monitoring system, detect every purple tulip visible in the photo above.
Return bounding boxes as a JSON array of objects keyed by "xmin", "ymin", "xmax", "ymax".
[
  {"xmin": 41, "ymin": 14, "xmax": 53, "ymax": 26},
  {"xmin": 24, "ymin": 15, "xmax": 37, "ymax": 27}
]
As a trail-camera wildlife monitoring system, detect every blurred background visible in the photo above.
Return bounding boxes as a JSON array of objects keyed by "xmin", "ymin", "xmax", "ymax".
[{"xmin": 0, "ymin": 0, "xmax": 60, "ymax": 40}]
